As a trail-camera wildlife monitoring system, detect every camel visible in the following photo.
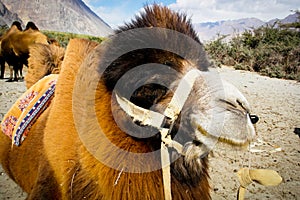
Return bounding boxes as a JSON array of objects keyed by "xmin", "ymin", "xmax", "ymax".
[
  {"xmin": 0, "ymin": 21, "xmax": 49, "ymax": 81},
  {"xmin": 0, "ymin": 21, "xmax": 23, "ymax": 79},
  {"xmin": 0, "ymin": 5, "xmax": 258, "ymax": 199}
]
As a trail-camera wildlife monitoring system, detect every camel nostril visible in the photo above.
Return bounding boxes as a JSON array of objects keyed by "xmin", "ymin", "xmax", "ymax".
[
  {"xmin": 250, "ymin": 114, "xmax": 259, "ymax": 124},
  {"xmin": 193, "ymin": 140, "xmax": 201, "ymax": 146}
]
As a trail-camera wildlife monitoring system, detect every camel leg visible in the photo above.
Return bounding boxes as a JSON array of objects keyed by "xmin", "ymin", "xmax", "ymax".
[
  {"xmin": 5, "ymin": 66, "xmax": 14, "ymax": 82},
  {"xmin": 0, "ymin": 58, "xmax": 5, "ymax": 79},
  {"xmin": 13, "ymin": 65, "xmax": 19, "ymax": 81},
  {"xmin": 19, "ymin": 64, "xmax": 24, "ymax": 80}
]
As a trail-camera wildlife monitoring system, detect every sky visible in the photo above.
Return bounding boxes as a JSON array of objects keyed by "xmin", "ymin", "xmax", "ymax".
[{"xmin": 82, "ymin": 0, "xmax": 300, "ymax": 28}]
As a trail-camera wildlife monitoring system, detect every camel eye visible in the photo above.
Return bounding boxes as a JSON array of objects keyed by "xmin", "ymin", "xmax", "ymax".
[
  {"xmin": 249, "ymin": 114, "xmax": 259, "ymax": 124},
  {"xmin": 164, "ymin": 61, "xmax": 174, "ymax": 66}
]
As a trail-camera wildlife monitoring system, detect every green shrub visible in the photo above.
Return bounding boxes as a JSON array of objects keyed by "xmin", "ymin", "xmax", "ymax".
[
  {"xmin": 42, "ymin": 31, "xmax": 104, "ymax": 47},
  {"xmin": 0, "ymin": 25, "xmax": 9, "ymax": 36},
  {"xmin": 205, "ymin": 13, "xmax": 300, "ymax": 81},
  {"xmin": 0, "ymin": 26, "xmax": 103, "ymax": 47}
]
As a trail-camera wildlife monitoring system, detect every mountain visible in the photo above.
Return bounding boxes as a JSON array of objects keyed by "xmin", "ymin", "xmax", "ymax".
[
  {"xmin": 0, "ymin": 0, "xmax": 112, "ymax": 37},
  {"xmin": 0, "ymin": 1, "xmax": 23, "ymax": 28},
  {"xmin": 268, "ymin": 13, "xmax": 299, "ymax": 26},
  {"xmin": 1, "ymin": 1, "xmax": 298, "ymax": 40},
  {"xmin": 194, "ymin": 13, "xmax": 299, "ymax": 42},
  {"xmin": 195, "ymin": 18, "xmax": 265, "ymax": 42}
]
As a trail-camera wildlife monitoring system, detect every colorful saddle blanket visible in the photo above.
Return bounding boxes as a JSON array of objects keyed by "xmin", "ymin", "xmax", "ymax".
[{"xmin": 1, "ymin": 74, "xmax": 58, "ymax": 146}]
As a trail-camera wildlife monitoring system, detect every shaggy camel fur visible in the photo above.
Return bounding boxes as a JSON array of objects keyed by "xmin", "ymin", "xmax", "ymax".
[
  {"xmin": 0, "ymin": 21, "xmax": 48, "ymax": 81},
  {"xmin": 0, "ymin": 5, "xmax": 257, "ymax": 200},
  {"xmin": 25, "ymin": 43, "xmax": 65, "ymax": 88}
]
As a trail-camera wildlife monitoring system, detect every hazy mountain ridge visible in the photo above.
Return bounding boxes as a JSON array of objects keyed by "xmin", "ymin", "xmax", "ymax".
[
  {"xmin": 0, "ymin": 0, "xmax": 297, "ymax": 40},
  {"xmin": 0, "ymin": 1, "xmax": 22, "ymax": 28},
  {"xmin": 195, "ymin": 13, "xmax": 298, "ymax": 41},
  {"xmin": 0, "ymin": 0, "xmax": 112, "ymax": 37}
]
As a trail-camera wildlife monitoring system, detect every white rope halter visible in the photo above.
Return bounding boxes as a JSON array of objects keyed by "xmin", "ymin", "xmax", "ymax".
[{"xmin": 115, "ymin": 69, "xmax": 203, "ymax": 200}]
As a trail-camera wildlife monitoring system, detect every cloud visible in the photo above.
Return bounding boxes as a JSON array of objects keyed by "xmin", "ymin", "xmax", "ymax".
[
  {"xmin": 82, "ymin": 0, "xmax": 144, "ymax": 28},
  {"xmin": 93, "ymin": 6, "xmax": 133, "ymax": 28},
  {"xmin": 168, "ymin": 0, "xmax": 299, "ymax": 23},
  {"xmin": 82, "ymin": 0, "xmax": 299, "ymax": 27}
]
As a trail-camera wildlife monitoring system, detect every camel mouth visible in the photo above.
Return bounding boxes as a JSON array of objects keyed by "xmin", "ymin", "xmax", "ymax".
[
  {"xmin": 187, "ymin": 77, "xmax": 258, "ymax": 150},
  {"xmin": 217, "ymin": 136, "xmax": 252, "ymax": 147}
]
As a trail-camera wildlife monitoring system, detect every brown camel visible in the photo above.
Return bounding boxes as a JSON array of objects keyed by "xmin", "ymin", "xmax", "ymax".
[
  {"xmin": 0, "ymin": 5, "xmax": 258, "ymax": 199},
  {"xmin": 0, "ymin": 21, "xmax": 48, "ymax": 81},
  {"xmin": 0, "ymin": 21, "xmax": 23, "ymax": 79}
]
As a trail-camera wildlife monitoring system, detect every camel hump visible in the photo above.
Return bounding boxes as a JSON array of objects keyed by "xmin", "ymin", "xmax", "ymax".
[
  {"xmin": 11, "ymin": 21, "xmax": 22, "ymax": 31},
  {"xmin": 60, "ymin": 38, "xmax": 99, "ymax": 75},
  {"xmin": 44, "ymin": 38, "xmax": 99, "ymax": 109},
  {"xmin": 25, "ymin": 21, "xmax": 39, "ymax": 31},
  {"xmin": 1, "ymin": 22, "xmax": 22, "ymax": 42}
]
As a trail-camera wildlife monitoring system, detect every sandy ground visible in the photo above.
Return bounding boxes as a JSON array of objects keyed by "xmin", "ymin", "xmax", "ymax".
[{"xmin": 0, "ymin": 66, "xmax": 299, "ymax": 199}]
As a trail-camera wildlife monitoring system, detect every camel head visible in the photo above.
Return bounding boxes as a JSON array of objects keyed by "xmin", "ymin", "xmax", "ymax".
[
  {"xmin": 108, "ymin": 59, "xmax": 258, "ymax": 185},
  {"xmin": 74, "ymin": 4, "xmax": 258, "ymax": 187}
]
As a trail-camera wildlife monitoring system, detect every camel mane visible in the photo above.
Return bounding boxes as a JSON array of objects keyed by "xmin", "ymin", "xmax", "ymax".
[
  {"xmin": 102, "ymin": 4, "xmax": 209, "ymax": 109},
  {"xmin": 117, "ymin": 4, "xmax": 199, "ymax": 42}
]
